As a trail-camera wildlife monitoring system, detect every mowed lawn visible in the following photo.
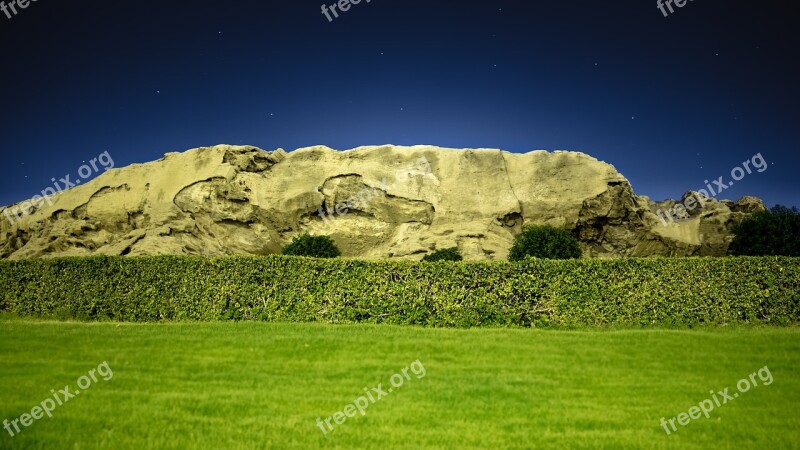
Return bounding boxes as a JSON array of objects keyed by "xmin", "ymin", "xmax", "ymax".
[{"xmin": 1, "ymin": 317, "xmax": 799, "ymax": 449}]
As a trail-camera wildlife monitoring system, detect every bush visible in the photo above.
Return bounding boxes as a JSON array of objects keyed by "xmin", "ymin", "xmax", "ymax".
[
  {"xmin": 1, "ymin": 256, "xmax": 797, "ymax": 328},
  {"xmin": 730, "ymin": 205, "xmax": 800, "ymax": 256},
  {"xmin": 282, "ymin": 234, "xmax": 341, "ymax": 258},
  {"xmin": 422, "ymin": 247, "xmax": 463, "ymax": 262},
  {"xmin": 508, "ymin": 225, "xmax": 582, "ymax": 261}
]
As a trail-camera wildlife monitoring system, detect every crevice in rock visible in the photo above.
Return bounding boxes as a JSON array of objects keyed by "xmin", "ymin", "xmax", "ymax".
[
  {"xmin": 172, "ymin": 177, "xmax": 228, "ymax": 212},
  {"xmin": 499, "ymin": 212, "xmax": 523, "ymax": 229},
  {"xmin": 500, "ymin": 151, "xmax": 525, "ymax": 220},
  {"xmin": 223, "ymin": 147, "xmax": 285, "ymax": 173}
]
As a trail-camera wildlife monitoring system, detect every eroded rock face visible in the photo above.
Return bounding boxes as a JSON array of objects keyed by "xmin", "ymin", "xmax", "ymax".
[{"xmin": 0, "ymin": 145, "xmax": 765, "ymax": 260}]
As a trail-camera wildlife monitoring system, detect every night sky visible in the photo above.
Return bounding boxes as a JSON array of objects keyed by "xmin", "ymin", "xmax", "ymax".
[{"xmin": 0, "ymin": 0, "xmax": 797, "ymax": 208}]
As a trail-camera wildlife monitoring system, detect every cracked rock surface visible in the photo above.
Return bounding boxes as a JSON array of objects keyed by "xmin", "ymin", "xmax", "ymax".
[{"xmin": 0, "ymin": 145, "xmax": 764, "ymax": 260}]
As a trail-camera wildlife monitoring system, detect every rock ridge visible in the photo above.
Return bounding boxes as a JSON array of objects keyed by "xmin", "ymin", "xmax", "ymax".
[{"xmin": 0, "ymin": 144, "xmax": 764, "ymax": 260}]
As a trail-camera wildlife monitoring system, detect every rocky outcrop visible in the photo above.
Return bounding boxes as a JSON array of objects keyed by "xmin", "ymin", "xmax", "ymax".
[{"xmin": 0, "ymin": 145, "xmax": 765, "ymax": 260}]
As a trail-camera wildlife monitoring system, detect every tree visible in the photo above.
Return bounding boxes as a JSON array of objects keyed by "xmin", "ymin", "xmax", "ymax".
[
  {"xmin": 422, "ymin": 247, "xmax": 463, "ymax": 262},
  {"xmin": 508, "ymin": 225, "xmax": 582, "ymax": 261},
  {"xmin": 729, "ymin": 205, "xmax": 800, "ymax": 256},
  {"xmin": 282, "ymin": 234, "xmax": 341, "ymax": 258}
]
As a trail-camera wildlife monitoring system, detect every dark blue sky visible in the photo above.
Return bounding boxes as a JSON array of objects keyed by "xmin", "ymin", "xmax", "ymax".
[{"xmin": 0, "ymin": 0, "xmax": 797, "ymax": 207}]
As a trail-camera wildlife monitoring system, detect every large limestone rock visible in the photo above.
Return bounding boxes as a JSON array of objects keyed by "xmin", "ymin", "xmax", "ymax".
[{"xmin": 0, "ymin": 145, "xmax": 765, "ymax": 260}]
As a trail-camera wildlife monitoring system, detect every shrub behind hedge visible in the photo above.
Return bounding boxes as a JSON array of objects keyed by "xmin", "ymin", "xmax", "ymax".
[
  {"xmin": 422, "ymin": 247, "xmax": 463, "ymax": 262},
  {"xmin": 730, "ymin": 205, "xmax": 800, "ymax": 256},
  {"xmin": 509, "ymin": 225, "xmax": 582, "ymax": 261},
  {"xmin": 0, "ymin": 256, "xmax": 798, "ymax": 328},
  {"xmin": 282, "ymin": 234, "xmax": 341, "ymax": 258}
]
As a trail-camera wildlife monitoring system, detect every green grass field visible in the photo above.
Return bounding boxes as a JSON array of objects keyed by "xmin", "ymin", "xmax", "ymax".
[{"xmin": 1, "ymin": 317, "xmax": 799, "ymax": 449}]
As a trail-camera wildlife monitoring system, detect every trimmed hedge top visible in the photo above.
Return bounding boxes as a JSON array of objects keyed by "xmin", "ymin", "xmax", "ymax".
[{"xmin": 0, "ymin": 256, "xmax": 798, "ymax": 328}]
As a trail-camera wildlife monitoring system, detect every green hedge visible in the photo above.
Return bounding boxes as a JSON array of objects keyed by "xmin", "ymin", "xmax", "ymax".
[{"xmin": 0, "ymin": 256, "xmax": 798, "ymax": 328}]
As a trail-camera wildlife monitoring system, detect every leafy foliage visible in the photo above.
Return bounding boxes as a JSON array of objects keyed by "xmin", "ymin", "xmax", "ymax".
[
  {"xmin": 730, "ymin": 205, "xmax": 800, "ymax": 256},
  {"xmin": 282, "ymin": 233, "xmax": 341, "ymax": 258},
  {"xmin": 422, "ymin": 247, "xmax": 463, "ymax": 262},
  {"xmin": 1, "ymin": 256, "xmax": 797, "ymax": 328},
  {"xmin": 508, "ymin": 225, "xmax": 582, "ymax": 261}
]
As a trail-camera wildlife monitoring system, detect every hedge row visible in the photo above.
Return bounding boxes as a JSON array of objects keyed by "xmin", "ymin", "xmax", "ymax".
[{"xmin": 0, "ymin": 256, "xmax": 798, "ymax": 327}]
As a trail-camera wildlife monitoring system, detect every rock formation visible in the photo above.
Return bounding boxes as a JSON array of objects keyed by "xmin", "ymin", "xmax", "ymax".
[{"xmin": 0, "ymin": 145, "xmax": 765, "ymax": 260}]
